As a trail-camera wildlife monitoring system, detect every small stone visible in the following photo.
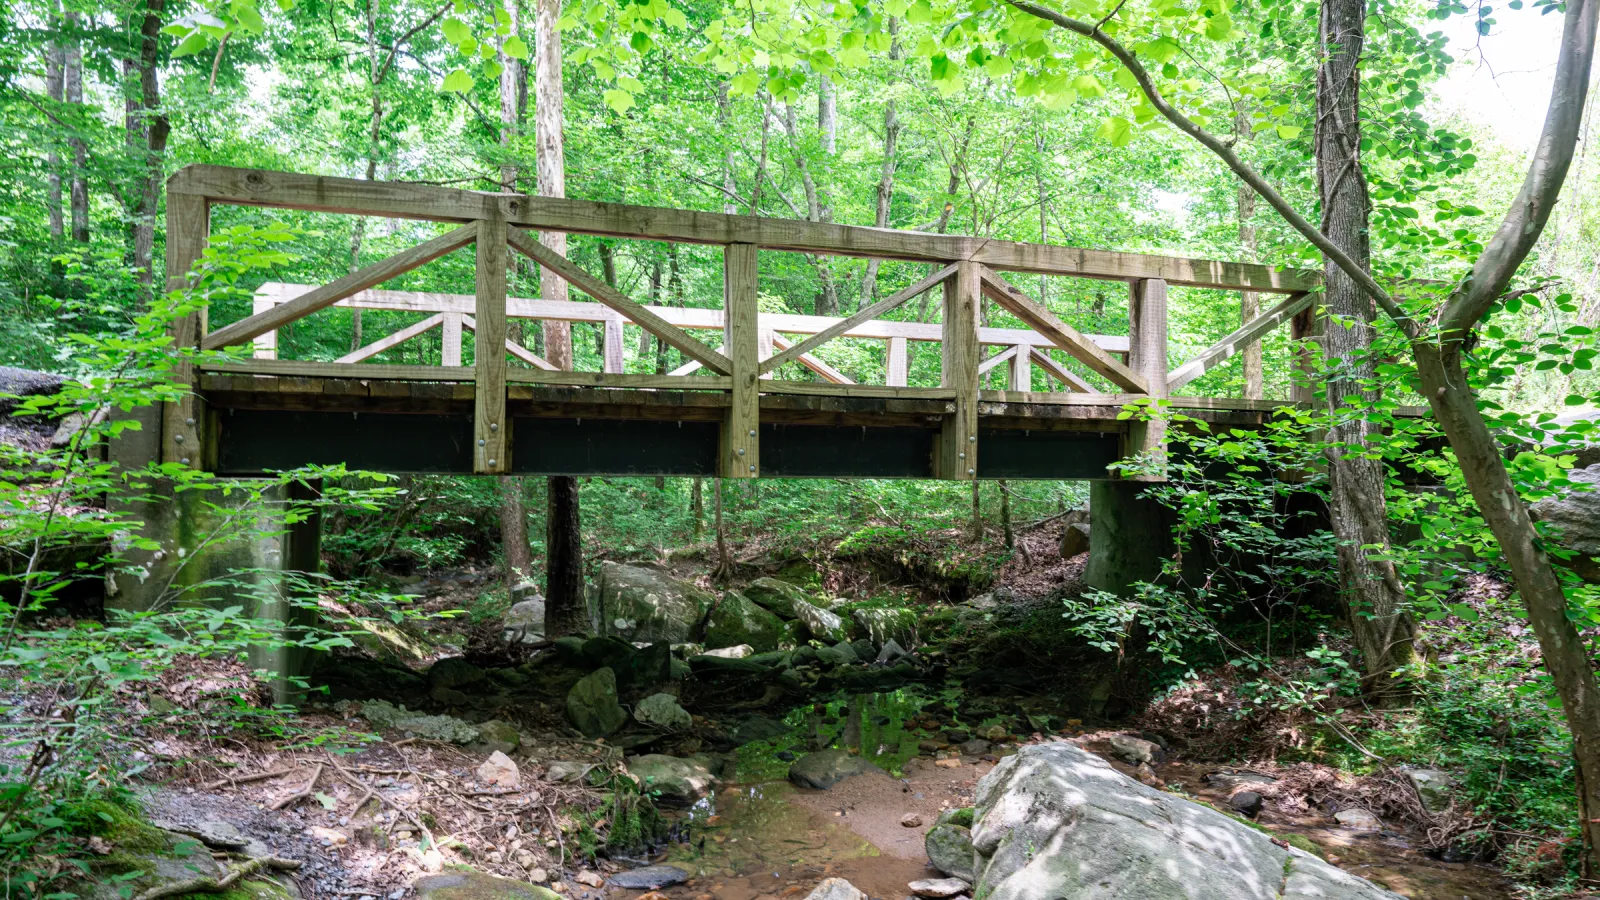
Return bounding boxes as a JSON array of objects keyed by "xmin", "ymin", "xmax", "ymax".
[
  {"xmin": 901, "ymin": 813, "xmax": 923, "ymax": 827},
  {"xmin": 309, "ymin": 826, "xmax": 348, "ymax": 846},
  {"xmin": 1108, "ymin": 734, "xmax": 1163, "ymax": 766},
  {"xmin": 934, "ymin": 758, "xmax": 961, "ymax": 769},
  {"xmin": 1134, "ymin": 762, "xmax": 1162, "ymax": 788},
  {"xmin": 576, "ymin": 872, "xmax": 606, "ymax": 888},
  {"xmin": 477, "ymin": 750, "xmax": 521, "ymax": 788},
  {"xmin": 978, "ymin": 725, "xmax": 1008, "ymax": 742},
  {"xmin": 530, "ymin": 868, "xmax": 549, "ymax": 883},
  {"xmin": 908, "ymin": 878, "xmax": 971, "ymax": 898},
  {"xmin": 702, "ymin": 644, "xmax": 755, "ymax": 659},
  {"xmin": 942, "ymin": 728, "xmax": 970, "ymax": 744},
  {"xmin": 918, "ymin": 741, "xmax": 944, "ymax": 754},
  {"xmin": 957, "ymin": 740, "xmax": 991, "ymax": 756},
  {"xmin": 637, "ymin": 893, "xmax": 672, "ymax": 900},
  {"xmin": 1334, "ymin": 807, "xmax": 1382, "ymax": 830},
  {"xmin": 513, "ymin": 850, "xmax": 535, "ymax": 867},
  {"xmin": 803, "ymin": 878, "xmax": 865, "ymax": 900},
  {"xmin": 607, "ymin": 865, "xmax": 692, "ymax": 890},
  {"xmin": 1229, "ymin": 791, "xmax": 1264, "ymax": 817}
]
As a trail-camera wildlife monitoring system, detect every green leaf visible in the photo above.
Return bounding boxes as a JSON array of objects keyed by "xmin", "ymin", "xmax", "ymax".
[
  {"xmin": 1072, "ymin": 73, "xmax": 1105, "ymax": 98},
  {"xmin": 984, "ymin": 54, "xmax": 1014, "ymax": 77},
  {"xmin": 1566, "ymin": 394, "xmax": 1587, "ymax": 406},
  {"xmin": 1204, "ymin": 11, "xmax": 1234, "ymax": 40},
  {"xmin": 603, "ymin": 88, "xmax": 637, "ymax": 113},
  {"xmin": 1448, "ymin": 603, "xmax": 1480, "ymax": 622},
  {"xmin": 663, "ymin": 7, "xmax": 687, "ymax": 27},
  {"xmin": 1276, "ymin": 124, "xmax": 1302, "ymax": 140},
  {"xmin": 442, "ymin": 17, "xmax": 471, "ymax": 44},
  {"xmin": 441, "ymin": 68, "xmax": 474, "ymax": 92},
  {"xmin": 172, "ymin": 32, "xmax": 210, "ymax": 57},
  {"xmin": 907, "ymin": 0, "xmax": 934, "ymax": 24},
  {"xmin": 502, "ymin": 35, "xmax": 529, "ymax": 58},
  {"xmin": 1096, "ymin": 116, "xmax": 1133, "ymax": 147}
]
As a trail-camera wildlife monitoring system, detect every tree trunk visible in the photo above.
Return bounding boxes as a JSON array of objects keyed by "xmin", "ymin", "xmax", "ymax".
[
  {"xmin": 970, "ymin": 480, "xmax": 982, "ymax": 543},
  {"xmin": 692, "ymin": 477, "xmax": 704, "ymax": 539},
  {"xmin": 713, "ymin": 477, "xmax": 730, "ymax": 581},
  {"xmin": 123, "ymin": 0, "xmax": 168, "ymax": 308},
  {"xmin": 544, "ymin": 475, "xmax": 586, "ymax": 635},
  {"xmin": 818, "ymin": 75, "xmax": 837, "ymax": 155},
  {"xmin": 501, "ymin": 478, "xmax": 531, "ymax": 581},
  {"xmin": 497, "ymin": 3, "xmax": 531, "ymax": 590},
  {"xmin": 859, "ymin": 19, "xmax": 901, "ymax": 309},
  {"xmin": 66, "ymin": 12, "xmax": 87, "ymax": 245},
  {"xmin": 46, "ymin": 30, "xmax": 64, "ymax": 242},
  {"xmin": 535, "ymin": 0, "xmax": 585, "ymax": 633},
  {"xmin": 1000, "ymin": 479, "xmax": 1013, "ymax": 550},
  {"xmin": 1235, "ymin": 108, "xmax": 1262, "ymax": 399},
  {"xmin": 1317, "ymin": 0, "xmax": 1416, "ymax": 689}
]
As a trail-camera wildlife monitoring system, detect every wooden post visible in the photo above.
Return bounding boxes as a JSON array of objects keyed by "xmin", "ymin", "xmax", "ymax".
[
  {"xmin": 721, "ymin": 242, "xmax": 759, "ymax": 478},
  {"xmin": 1126, "ymin": 277, "xmax": 1169, "ymax": 479},
  {"xmin": 757, "ymin": 326, "xmax": 775, "ymax": 380},
  {"xmin": 474, "ymin": 214, "xmax": 509, "ymax": 474},
  {"xmin": 252, "ymin": 291, "xmax": 278, "ymax": 359},
  {"xmin": 1290, "ymin": 302, "xmax": 1323, "ymax": 406},
  {"xmin": 887, "ymin": 336, "xmax": 908, "ymax": 386},
  {"xmin": 937, "ymin": 261, "xmax": 980, "ymax": 480},
  {"xmin": 442, "ymin": 312, "xmax": 464, "ymax": 367},
  {"xmin": 602, "ymin": 309, "xmax": 626, "ymax": 373},
  {"xmin": 162, "ymin": 192, "xmax": 209, "ymax": 466},
  {"xmin": 1009, "ymin": 342, "xmax": 1032, "ymax": 391}
]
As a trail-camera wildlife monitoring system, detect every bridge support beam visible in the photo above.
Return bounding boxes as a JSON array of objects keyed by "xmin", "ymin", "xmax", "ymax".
[
  {"xmin": 721, "ymin": 242, "xmax": 760, "ymax": 477},
  {"xmin": 1125, "ymin": 277, "xmax": 1169, "ymax": 478},
  {"xmin": 936, "ymin": 261, "xmax": 981, "ymax": 480}
]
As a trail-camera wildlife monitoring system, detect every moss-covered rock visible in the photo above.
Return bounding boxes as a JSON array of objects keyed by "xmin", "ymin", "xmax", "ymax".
[
  {"xmin": 743, "ymin": 577, "xmax": 815, "ymax": 619},
  {"xmin": 851, "ymin": 607, "xmax": 918, "ymax": 649},
  {"xmin": 706, "ymin": 591, "xmax": 786, "ymax": 652},
  {"xmin": 413, "ymin": 871, "xmax": 561, "ymax": 900},
  {"xmin": 567, "ymin": 667, "xmax": 628, "ymax": 738},
  {"xmin": 596, "ymin": 563, "xmax": 715, "ymax": 644}
]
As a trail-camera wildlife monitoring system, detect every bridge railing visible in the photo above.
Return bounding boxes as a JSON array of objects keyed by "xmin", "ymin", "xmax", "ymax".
[{"xmin": 163, "ymin": 165, "xmax": 1323, "ymax": 479}]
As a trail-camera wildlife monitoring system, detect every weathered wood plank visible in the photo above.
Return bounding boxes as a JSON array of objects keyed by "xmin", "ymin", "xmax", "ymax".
[
  {"xmin": 163, "ymin": 192, "xmax": 210, "ymax": 466},
  {"xmin": 760, "ymin": 382, "xmax": 957, "ymax": 400},
  {"xmin": 475, "ymin": 215, "xmax": 510, "ymax": 474},
  {"xmin": 603, "ymin": 310, "xmax": 626, "ymax": 374},
  {"xmin": 978, "ymin": 266, "xmax": 1149, "ymax": 394},
  {"xmin": 200, "ymin": 358, "xmax": 476, "ymax": 381},
  {"xmin": 887, "ymin": 336, "xmax": 908, "ymax": 386},
  {"xmin": 760, "ymin": 263, "xmax": 956, "ymax": 374},
  {"xmin": 1126, "ymin": 278, "xmax": 1170, "ymax": 476},
  {"xmin": 937, "ymin": 261, "xmax": 982, "ymax": 480},
  {"xmin": 252, "ymin": 293, "xmax": 278, "ymax": 359},
  {"xmin": 337, "ymin": 313, "xmax": 445, "ymax": 363},
  {"xmin": 173, "ymin": 166, "xmax": 1320, "ymax": 292},
  {"xmin": 1010, "ymin": 343, "xmax": 1032, "ymax": 392},
  {"xmin": 977, "ymin": 345, "xmax": 1019, "ymax": 376},
  {"xmin": 1029, "ymin": 347, "xmax": 1094, "ymax": 393},
  {"xmin": 722, "ymin": 243, "xmax": 760, "ymax": 478},
  {"xmin": 1166, "ymin": 292, "xmax": 1314, "ymax": 392},
  {"xmin": 203, "ymin": 223, "xmax": 479, "ymax": 349},
  {"xmin": 442, "ymin": 312, "xmax": 463, "ymax": 367},
  {"xmin": 506, "ymin": 225, "xmax": 733, "ymax": 374}
]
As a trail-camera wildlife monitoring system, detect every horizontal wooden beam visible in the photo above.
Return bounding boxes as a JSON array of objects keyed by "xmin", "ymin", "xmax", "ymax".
[
  {"xmin": 760, "ymin": 381, "xmax": 960, "ymax": 401},
  {"xmin": 504, "ymin": 371, "xmax": 732, "ymax": 390},
  {"xmin": 337, "ymin": 313, "xmax": 445, "ymax": 363},
  {"xmin": 204, "ymin": 222, "xmax": 479, "ymax": 349},
  {"xmin": 173, "ymin": 166, "xmax": 1319, "ymax": 293},
  {"xmin": 761, "ymin": 263, "xmax": 955, "ymax": 374},
  {"xmin": 255, "ymin": 283, "xmax": 1130, "ymax": 351},
  {"xmin": 505, "ymin": 225, "xmax": 734, "ymax": 375},
  {"xmin": 978, "ymin": 266, "xmax": 1149, "ymax": 394},
  {"xmin": 1166, "ymin": 292, "xmax": 1315, "ymax": 392},
  {"xmin": 201, "ymin": 358, "xmax": 476, "ymax": 381}
]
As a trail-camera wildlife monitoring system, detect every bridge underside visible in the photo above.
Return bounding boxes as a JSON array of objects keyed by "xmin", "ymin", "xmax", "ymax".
[{"xmin": 200, "ymin": 374, "xmax": 1283, "ymax": 479}]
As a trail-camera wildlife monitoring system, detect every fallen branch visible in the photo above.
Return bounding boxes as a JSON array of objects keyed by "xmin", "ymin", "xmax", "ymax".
[
  {"xmin": 269, "ymin": 763, "xmax": 323, "ymax": 811},
  {"xmin": 132, "ymin": 856, "xmax": 301, "ymax": 900},
  {"xmin": 203, "ymin": 768, "xmax": 295, "ymax": 791}
]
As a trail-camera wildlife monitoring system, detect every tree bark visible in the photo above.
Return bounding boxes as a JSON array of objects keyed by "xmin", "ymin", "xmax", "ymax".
[
  {"xmin": 123, "ymin": 0, "xmax": 168, "ymax": 308},
  {"xmin": 501, "ymin": 478, "xmax": 532, "ymax": 582},
  {"xmin": 65, "ymin": 12, "xmax": 87, "ymax": 245},
  {"xmin": 859, "ymin": 19, "xmax": 901, "ymax": 308},
  {"xmin": 535, "ymin": 0, "xmax": 585, "ymax": 632},
  {"xmin": 46, "ymin": 28, "xmax": 64, "ymax": 242},
  {"xmin": 818, "ymin": 75, "xmax": 838, "ymax": 155},
  {"xmin": 1316, "ymin": 0, "xmax": 1416, "ymax": 689},
  {"xmin": 544, "ymin": 475, "xmax": 586, "ymax": 635},
  {"xmin": 1234, "ymin": 108, "xmax": 1261, "ymax": 399},
  {"xmin": 497, "ymin": 2, "xmax": 531, "ymax": 590}
]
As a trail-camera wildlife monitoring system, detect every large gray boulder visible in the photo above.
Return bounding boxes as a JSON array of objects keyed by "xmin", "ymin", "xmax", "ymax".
[
  {"xmin": 627, "ymin": 754, "xmax": 717, "ymax": 804},
  {"xmin": 596, "ymin": 562, "xmax": 716, "ymax": 644},
  {"xmin": 1533, "ymin": 465, "xmax": 1600, "ymax": 581},
  {"xmin": 503, "ymin": 595, "xmax": 545, "ymax": 644},
  {"xmin": 851, "ymin": 607, "xmax": 917, "ymax": 649},
  {"xmin": 743, "ymin": 577, "xmax": 814, "ymax": 619},
  {"xmin": 705, "ymin": 591, "xmax": 787, "ymax": 652},
  {"xmin": 972, "ymin": 742, "xmax": 1402, "ymax": 900},
  {"xmin": 925, "ymin": 823, "xmax": 977, "ymax": 882},
  {"xmin": 788, "ymin": 749, "xmax": 884, "ymax": 790}
]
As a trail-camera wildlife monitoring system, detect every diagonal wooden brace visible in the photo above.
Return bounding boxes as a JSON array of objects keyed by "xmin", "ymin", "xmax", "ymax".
[{"xmin": 977, "ymin": 265, "xmax": 1149, "ymax": 394}]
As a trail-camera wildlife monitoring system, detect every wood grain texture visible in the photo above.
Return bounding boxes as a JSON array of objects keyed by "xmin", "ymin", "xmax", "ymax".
[
  {"xmin": 937, "ymin": 261, "xmax": 982, "ymax": 480},
  {"xmin": 979, "ymin": 265, "xmax": 1149, "ymax": 394},
  {"xmin": 505, "ymin": 371, "xmax": 733, "ymax": 390},
  {"xmin": 721, "ymin": 243, "xmax": 760, "ymax": 478},
  {"xmin": 474, "ymin": 215, "xmax": 510, "ymax": 474},
  {"xmin": 442, "ymin": 312, "xmax": 463, "ymax": 367},
  {"xmin": 506, "ymin": 224, "xmax": 734, "ymax": 374},
  {"xmin": 887, "ymin": 336, "xmax": 908, "ymax": 386},
  {"xmin": 200, "ymin": 358, "xmax": 476, "ymax": 381},
  {"xmin": 769, "ymin": 333, "xmax": 854, "ymax": 384},
  {"xmin": 760, "ymin": 263, "xmax": 956, "ymax": 373},
  {"xmin": 1127, "ymin": 278, "xmax": 1171, "ymax": 475},
  {"xmin": 462, "ymin": 314, "xmax": 558, "ymax": 370},
  {"xmin": 1166, "ymin": 292, "xmax": 1314, "ymax": 391},
  {"xmin": 163, "ymin": 192, "xmax": 209, "ymax": 466},
  {"xmin": 1029, "ymin": 347, "xmax": 1094, "ymax": 393},
  {"xmin": 203, "ymin": 222, "xmax": 478, "ymax": 349},
  {"xmin": 172, "ymin": 166, "xmax": 1320, "ymax": 292}
]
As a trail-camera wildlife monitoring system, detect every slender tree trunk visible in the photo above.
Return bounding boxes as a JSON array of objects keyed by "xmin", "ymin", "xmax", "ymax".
[
  {"xmin": 780, "ymin": 101, "xmax": 841, "ymax": 316},
  {"xmin": 1035, "ymin": 125, "xmax": 1049, "ymax": 305},
  {"xmin": 501, "ymin": 478, "xmax": 532, "ymax": 582},
  {"xmin": 1317, "ymin": 0, "xmax": 1416, "ymax": 689},
  {"xmin": 713, "ymin": 477, "xmax": 730, "ymax": 580},
  {"xmin": 970, "ymin": 480, "xmax": 982, "ymax": 542},
  {"xmin": 123, "ymin": 0, "xmax": 168, "ymax": 308},
  {"xmin": 818, "ymin": 75, "xmax": 838, "ymax": 155},
  {"xmin": 497, "ymin": 3, "xmax": 532, "ymax": 589},
  {"xmin": 535, "ymin": 0, "xmax": 585, "ymax": 632},
  {"xmin": 46, "ymin": 29, "xmax": 64, "ymax": 242},
  {"xmin": 1235, "ymin": 108, "xmax": 1262, "ymax": 399},
  {"xmin": 859, "ymin": 20, "xmax": 901, "ymax": 309},
  {"xmin": 692, "ymin": 476, "xmax": 704, "ymax": 539},
  {"xmin": 65, "ymin": 13, "xmax": 86, "ymax": 245},
  {"xmin": 1000, "ymin": 480, "xmax": 1014, "ymax": 550}
]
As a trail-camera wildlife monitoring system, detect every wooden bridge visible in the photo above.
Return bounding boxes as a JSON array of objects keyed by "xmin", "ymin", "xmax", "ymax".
[{"xmin": 151, "ymin": 165, "xmax": 1328, "ymax": 481}]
